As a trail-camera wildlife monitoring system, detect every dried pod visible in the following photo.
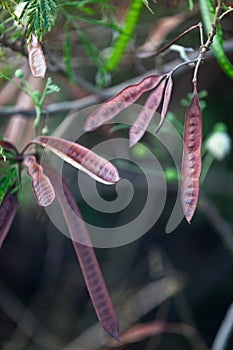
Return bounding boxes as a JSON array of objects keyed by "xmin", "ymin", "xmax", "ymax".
[
  {"xmin": 84, "ymin": 74, "xmax": 165, "ymax": 131},
  {"xmin": 32, "ymin": 136, "xmax": 120, "ymax": 185},
  {"xmin": 129, "ymin": 76, "xmax": 167, "ymax": 146},
  {"xmin": 23, "ymin": 155, "xmax": 55, "ymax": 206},
  {"xmin": 45, "ymin": 165, "xmax": 120, "ymax": 341},
  {"xmin": 28, "ymin": 34, "xmax": 47, "ymax": 78},
  {"xmin": 0, "ymin": 186, "xmax": 18, "ymax": 249},
  {"xmin": 181, "ymin": 85, "xmax": 202, "ymax": 223},
  {"xmin": 154, "ymin": 74, "xmax": 173, "ymax": 133}
]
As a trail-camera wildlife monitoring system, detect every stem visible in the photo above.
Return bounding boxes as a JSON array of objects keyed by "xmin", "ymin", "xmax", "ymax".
[
  {"xmin": 170, "ymin": 59, "xmax": 196, "ymax": 75},
  {"xmin": 34, "ymin": 105, "xmax": 42, "ymax": 133},
  {"xmin": 219, "ymin": 7, "xmax": 233, "ymax": 20},
  {"xmin": 20, "ymin": 75, "xmax": 35, "ymax": 99},
  {"xmin": 0, "ymin": 74, "xmax": 29, "ymax": 97},
  {"xmin": 199, "ymin": 0, "xmax": 233, "ymax": 78},
  {"xmin": 149, "ymin": 22, "xmax": 202, "ymax": 58},
  {"xmin": 193, "ymin": 0, "xmax": 224, "ymax": 84}
]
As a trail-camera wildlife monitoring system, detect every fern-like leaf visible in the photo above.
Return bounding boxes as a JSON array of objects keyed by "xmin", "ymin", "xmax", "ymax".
[
  {"xmin": 45, "ymin": 165, "xmax": 120, "ymax": 341},
  {"xmin": 23, "ymin": 0, "xmax": 58, "ymax": 40},
  {"xmin": 40, "ymin": 0, "xmax": 57, "ymax": 33}
]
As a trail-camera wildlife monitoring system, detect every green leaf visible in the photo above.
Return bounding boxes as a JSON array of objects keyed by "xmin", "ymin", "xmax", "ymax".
[
  {"xmin": 23, "ymin": 0, "xmax": 58, "ymax": 40},
  {"xmin": 188, "ymin": 0, "xmax": 194, "ymax": 11},
  {"xmin": 0, "ymin": 167, "xmax": 19, "ymax": 204}
]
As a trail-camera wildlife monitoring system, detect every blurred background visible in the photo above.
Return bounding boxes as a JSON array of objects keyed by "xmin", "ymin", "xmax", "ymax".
[{"xmin": 0, "ymin": 1, "xmax": 233, "ymax": 349}]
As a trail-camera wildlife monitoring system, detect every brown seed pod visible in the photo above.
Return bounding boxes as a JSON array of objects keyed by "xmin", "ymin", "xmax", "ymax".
[
  {"xmin": 0, "ymin": 186, "xmax": 18, "ymax": 249},
  {"xmin": 23, "ymin": 155, "xmax": 55, "ymax": 207},
  {"xmin": 129, "ymin": 77, "xmax": 167, "ymax": 146},
  {"xmin": 181, "ymin": 84, "xmax": 202, "ymax": 223},
  {"xmin": 45, "ymin": 165, "xmax": 120, "ymax": 342},
  {"xmin": 27, "ymin": 34, "xmax": 47, "ymax": 78},
  {"xmin": 154, "ymin": 74, "xmax": 173, "ymax": 133},
  {"xmin": 32, "ymin": 136, "xmax": 120, "ymax": 185},
  {"xmin": 84, "ymin": 74, "xmax": 165, "ymax": 131}
]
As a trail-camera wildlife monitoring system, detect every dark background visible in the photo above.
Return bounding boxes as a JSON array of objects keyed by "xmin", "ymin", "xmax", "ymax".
[{"xmin": 0, "ymin": 1, "xmax": 233, "ymax": 349}]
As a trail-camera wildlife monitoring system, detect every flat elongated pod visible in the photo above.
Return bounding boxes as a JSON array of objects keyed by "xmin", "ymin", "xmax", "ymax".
[
  {"xmin": 45, "ymin": 166, "xmax": 120, "ymax": 342},
  {"xmin": 154, "ymin": 74, "xmax": 173, "ymax": 133},
  {"xmin": 181, "ymin": 85, "xmax": 202, "ymax": 223},
  {"xmin": 129, "ymin": 77, "xmax": 167, "ymax": 146},
  {"xmin": 28, "ymin": 34, "xmax": 47, "ymax": 78},
  {"xmin": 32, "ymin": 136, "xmax": 120, "ymax": 185},
  {"xmin": 0, "ymin": 186, "xmax": 18, "ymax": 249},
  {"xmin": 23, "ymin": 156, "xmax": 55, "ymax": 207},
  {"xmin": 84, "ymin": 74, "xmax": 165, "ymax": 131}
]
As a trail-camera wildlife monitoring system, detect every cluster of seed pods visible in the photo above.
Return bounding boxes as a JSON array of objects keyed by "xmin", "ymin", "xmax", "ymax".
[
  {"xmin": 84, "ymin": 70, "xmax": 202, "ymax": 223},
  {"xmin": 84, "ymin": 72, "xmax": 175, "ymax": 148},
  {"xmin": 0, "ymin": 135, "xmax": 121, "ymax": 341},
  {"xmin": 0, "ymin": 62, "xmax": 203, "ymax": 345}
]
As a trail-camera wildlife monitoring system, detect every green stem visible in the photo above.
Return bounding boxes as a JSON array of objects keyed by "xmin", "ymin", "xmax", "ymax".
[
  {"xmin": 104, "ymin": 0, "xmax": 143, "ymax": 73},
  {"xmin": 34, "ymin": 105, "xmax": 42, "ymax": 132},
  {"xmin": 199, "ymin": 0, "xmax": 233, "ymax": 79}
]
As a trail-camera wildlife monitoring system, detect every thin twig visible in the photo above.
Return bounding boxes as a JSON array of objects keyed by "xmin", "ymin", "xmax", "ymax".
[
  {"xmin": 193, "ymin": 0, "xmax": 224, "ymax": 83},
  {"xmin": 1, "ymin": 38, "xmax": 233, "ymax": 120},
  {"xmin": 0, "ymin": 37, "xmax": 102, "ymax": 96},
  {"xmin": 0, "ymin": 37, "xmax": 27, "ymax": 56},
  {"xmin": 138, "ymin": 22, "xmax": 202, "ymax": 59}
]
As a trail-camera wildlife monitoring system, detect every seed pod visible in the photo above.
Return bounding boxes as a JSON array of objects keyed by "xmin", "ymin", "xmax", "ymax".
[
  {"xmin": 84, "ymin": 74, "xmax": 165, "ymax": 131},
  {"xmin": 0, "ymin": 186, "xmax": 18, "ymax": 249},
  {"xmin": 28, "ymin": 34, "xmax": 47, "ymax": 78},
  {"xmin": 32, "ymin": 136, "xmax": 120, "ymax": 185},
  {"xmin": 154, "ymin": 74, "xmax": 173, "ymax": 133},
  {"xmin": 72, "ymin": 241, "xmax": 120, "ymax": 342},
  {"xmin": 129, "ymin": 77, "xmax": 167, "ymax": 146},
  {"xmin": 181, "ymin": 85, "xmax": 202, "ymax": 223},
  {"xmin": 45, "ymin": 165, "xmax": 120, "ymax": 342},
  {"xmin": 23, "ymin": 155, "xmax": 55, "ymax": 206}
]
